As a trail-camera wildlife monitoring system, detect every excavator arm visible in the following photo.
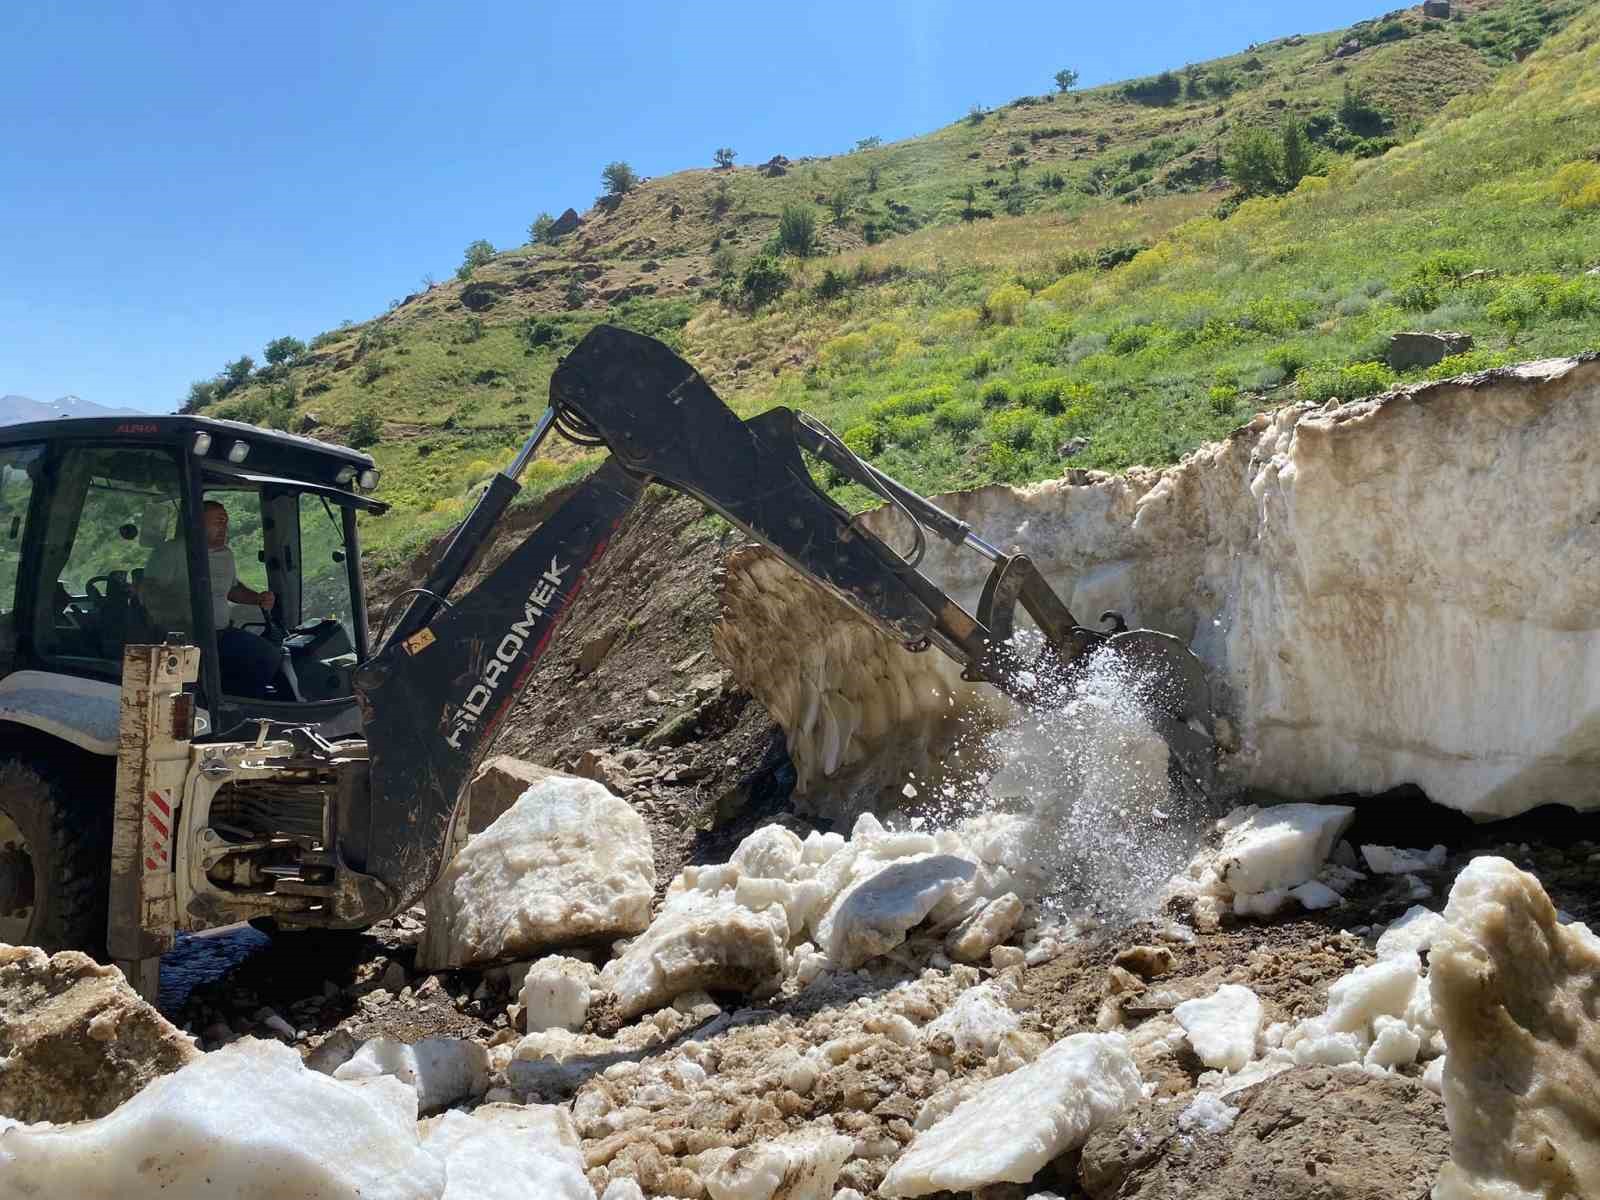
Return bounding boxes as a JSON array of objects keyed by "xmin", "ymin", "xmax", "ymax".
[{"xmin": 351, "ymin": 325, "xmax": 1213, "ymax": 908}]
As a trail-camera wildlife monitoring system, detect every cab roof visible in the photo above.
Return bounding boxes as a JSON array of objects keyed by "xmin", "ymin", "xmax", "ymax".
[{"xmin": 0, "ymin": 414, "xmax": 377, "ymax": 491}]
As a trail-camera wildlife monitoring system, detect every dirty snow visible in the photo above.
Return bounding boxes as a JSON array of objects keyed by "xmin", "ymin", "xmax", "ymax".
[{"xmin": 1177, "ymin": 1091, "xmax": 1240, "ymax": 1135}]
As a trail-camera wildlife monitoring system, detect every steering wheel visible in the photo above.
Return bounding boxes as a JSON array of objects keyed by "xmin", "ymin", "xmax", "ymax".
[{"xmin": 84, "ymin": 576, "xmax": 110, "ymax": 606}]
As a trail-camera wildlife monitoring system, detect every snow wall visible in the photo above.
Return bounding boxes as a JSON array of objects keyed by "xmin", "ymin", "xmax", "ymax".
[{"xmin": 714, "ymin": 355, "xmax": 1600, "ymax": 821}]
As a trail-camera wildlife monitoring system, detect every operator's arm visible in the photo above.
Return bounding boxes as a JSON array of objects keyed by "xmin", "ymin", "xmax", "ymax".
[{"xmin": 228, "ymin": 580, "xmax": 275, "ymax": 609}]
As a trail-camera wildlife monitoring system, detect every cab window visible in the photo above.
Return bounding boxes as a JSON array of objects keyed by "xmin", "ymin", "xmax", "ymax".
[
  {"xmin": 33, "ymin": 446, "xmax": 188, "ymax": 674},
  {"xmin": 0, "ymin": 444, "xmax": 42, "ymax": 665}
]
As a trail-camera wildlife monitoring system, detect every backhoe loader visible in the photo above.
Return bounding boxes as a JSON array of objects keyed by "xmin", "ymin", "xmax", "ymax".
[{"xmin": 0, "ymin": 325, "xmax": 1212, "ymax": 996}]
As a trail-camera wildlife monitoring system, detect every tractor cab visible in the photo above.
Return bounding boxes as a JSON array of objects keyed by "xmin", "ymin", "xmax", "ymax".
[{"xmin": 0, "ymin": 415, "xmax": 385, "ymax": 749}]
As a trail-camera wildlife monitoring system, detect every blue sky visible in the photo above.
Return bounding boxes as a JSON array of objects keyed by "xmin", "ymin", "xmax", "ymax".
[{"xmin": 1, "ymin": 0, "xmax": 1384, "ymax": 413}]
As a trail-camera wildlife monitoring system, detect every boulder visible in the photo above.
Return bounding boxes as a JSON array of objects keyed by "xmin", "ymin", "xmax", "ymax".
[
  {"xmin": 1423, "ymin": 0, "xmax": 1451, "ymax": 17},
  {"xmin": 1386, "ymin": 331, "xmax": 1472, "ymax": 371},
  {"xmin": 549, "ymin": 208, "xmax": 584, "ymax": 238},
  {"xmin": 879, "ymin": 1032, "xmax": 1141, "ymax": 1196},
  {"xmin": 1429, "ymin": 856, "xmax": 1600, "ymax": 1199},
  {"xmin": 0, "ymin": 944, "xmax": 200, "ymax": 1123},
  {"xmin": 458, "ymin": 280, "xmax": 508, "ymax": 312},
  {"xmin": 419, "ymin": 774, "xmax": 655, "ymax": 970},
  {"xmin": 717, "ymin": 358, "xmax": 1600, "ymax": 820},
  {"xmin": 598, "ymin": 889, "xmax": 789, "ymax": 1019}
]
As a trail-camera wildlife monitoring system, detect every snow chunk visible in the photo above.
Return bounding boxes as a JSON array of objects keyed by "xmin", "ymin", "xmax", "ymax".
[
  {"xmin": 1177, "ymin": 1092, "xmax": 1240, "ymax": 1135},
  {"xmin": 1289, "ymin": 880, "xmax": 1342, "ymax": 910},
  {"xmin": 1323, "ymin": 958, "xmax": 1419, "ymax": 1036},
  {"xmin": 1430, "ymin": 856, "xmax": 1600, "ymax": 1200},
  {"xmin": 879, "ymin": 1032, "xmax": 1141, "ymax": 1196},
  {"xmin": 1173, "ymin": 984, "xmax": 1262, "ymax": 1073},
  {"xmin": 945, "ymin": 892, "xmax": 1024, "ymax": 963},
  {"xmin": 703, "ymin": 1129, "xmax": 854, "ymax": 1200},
  {"xmin": 731, "ymin": 825, "xmax": 806, "ymax": 881},
  {"xmin": 0, "ymin": 1038, "xmax": 444, "ymax": 1199},
  {"xmin": 599, "ymin": 889, "xmax": 789, "ymax": 1019},
  {"xmin": 1375, "ymin": 905, "xmax": 1447, "ymax": 961},
  {"xmin": 1360, "ymin": 844, "xmax": 1447, "ymax": 875},
  {"xmin": 1214, "ymin": 804, "xmax": 1355, "ymax": 895},
  {"xmin": 332, "ymin": 1037, "xmax": 489, "ymax": 1113},
  {"xmin": 923, "ymin": 984, "xmax": 1020, "ymax": 1057},
  {"xmin": 520, "ymin": 956, "xmax": 597, "ymax": 1034},
  {"xmin": 815, "ymin": 854, "xmax": 976, "ymax": 969},
  {"xmin": 419, "ymin": 774, "xmax": 655, "ymax": 970},
  {"xmin": 1232, "ymin": 889, "xmax": 1289, "ymax": 918},
  {"xmin": 420, "ymin": 1106, "xmax": 591, "ymax": 1200},
  {"xmin": 1363, "ymin": 1014, "xmax": 1421, "ymax": 1069}
]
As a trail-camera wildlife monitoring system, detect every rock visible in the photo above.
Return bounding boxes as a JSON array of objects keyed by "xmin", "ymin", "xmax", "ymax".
[
  {"xmin": 719, "ymin": 357, "xmax": 1600, "ymax": 820},
  {"xmin": 1430, "ymin": 856, "xmax": 1600, "ymax": 1199},
  {"xmin": 703, "ymin": 1130, "xmax": 855, "ymax": 1200},
  {"xmin": 759, "ymin": 155, "xmax": 791, "ymax": 176},
  {"xmin": 418, "ymin": 774, "xmax": 655, "ymax": 970},
  {"xmin": 1112, "ymin": 945, "xmax": 1174, "ymax": 979},
  {"xmin": 1080, "ymin": 1066, "xmax": 1447, "ymax": 1199},
  {"xmin": 573, "ymin": 748, "xmax": 634, "ymax": 795},
  {"xmin": 575, "ymin": 627, "xmax": 621, "ymax": 678},
  {"xmin": 1059, "ymin": 436, "xmax": 1090, "ymax": 459},
  {"xmin": 549, "ymin": 208, "xmax": 584, "ymax": 238},
  {"xmin": 467, "ymin": 755, "xmax": 564, "ymax": 835},
  {"xmin": 816, "ymin": 854, "xmax": 976, "ymax": 969},
  {"xmin": 419, "ymin": 1106, "xmax": 592, "ymax": 1199},
  {"xmin": 380, "ymin": 961, "xmax": 408, "ymax": 993},
  {"xmin": 1173, "ymin": 984, "xmax": 1262, "ymax": 1073},
  {"xmin": 945, "ymin": 892, "xmax": 1024, "ymax": 963},
  {"xmin": 1333, "ymin": 37, "xmax": 1361, "ymax": 57},
  {"xmin": 304, "ymin": 1028, "xmax": 360, "ymax": 1075},
  {"xmin": 1387, "ymin": 331, "xmax": 1474, "ymax": 372},
  {"xmin": 1214, "ymin": 804, "xmax": 1356, "ymax": 896},
  {"xmin": 0, "ymin": 944, "xmax": 200, "ymax": 1123},
  {"xmin": 458, "ymin": 280, "xmax": 508, "ymax": 312},
  {"xmin": 879, "ymin": 1032, "xmax": 1141, "ymax": 1196},
  {"xmin": 598, "ymin": 889, "xmax": 789, "ymax": 1020},
  {"xmin": 0, "ymin": 1038, "xmax": 445, "ymax": 1198},
  {"xmin": 333, "ymin": 1036, "xmax": 490, "ymax": 1113},
  {"xmin": 521, "ymin": 956, "xmax": 597, "ymax": 1033},
  {"xmin": 1423, "ymin": 0, "xmax": 1451, "ymax": 17},
  {"xmin": 298, "ymin": 411, "xmax": 321, "ymax": 432}
]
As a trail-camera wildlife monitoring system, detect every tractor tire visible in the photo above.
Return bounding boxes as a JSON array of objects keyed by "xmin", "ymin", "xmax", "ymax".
[{"xmin": 0, "ymin": 756, "xmax": 110, "ymax": 957}]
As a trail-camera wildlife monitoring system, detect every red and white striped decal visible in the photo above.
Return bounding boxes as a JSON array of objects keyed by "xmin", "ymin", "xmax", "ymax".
[{"xmin": 144, "ymin": 789, "xmax": 172, "ymax": 872}]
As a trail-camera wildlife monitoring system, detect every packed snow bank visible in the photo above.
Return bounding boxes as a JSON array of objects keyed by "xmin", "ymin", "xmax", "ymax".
[
  {"xmin": 420, "ymin": 1106, "xmax": 592, "ymax": 1200},
  {"xmin": 879, "ymin": 1032, "xmax": 1141, "ymax": 1196},
  {"xmin": 716, "ymin": 357, "xmax": 1600, "ymax": 819},
  {"xmin": 0, "ymin": 943, "xmax": 200, "ymax": 1124},
  {"xmin": 419, "ymin": 772, "xmax": 655, "ymax": 970},
  {"xmin": 0, "ymin": 1038, "xmax": 445, "ymax": 1199},
  {"xmin": 1429, "ymin": 856, "xmax": 1600, "ymax": 1200}
]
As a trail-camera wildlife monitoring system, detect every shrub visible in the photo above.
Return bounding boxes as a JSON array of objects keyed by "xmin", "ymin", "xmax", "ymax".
[
  {"xmin": 1552, "ymin": 161, "xmax": 1600, "ymax": 212},
  {"xmin": 183, "ymin": 379, "xmax": 218, "ymax": 413},
  {"xmin": 739, "ymin": 255, "xmax": 787, "ymax": 308},
  {"xmin": 979, "ymin": 379, "xmax": 1011, "ymax": 407},
  {"xmin": 884, "ymin": 412, "xmax": 934, "ymax": 445},
  {"xmin": 933, "ymin": 398, "xmax": 983, "ymax": 432},
  {"xmin": 827, "ymin": 189, "xmax": 850, "ymax": 223},
  {"xmin": 986, "ymin": 283, "xmax": 1028, "ymax": 325},
  {"xmin": 224, "ymin": 355, "xmax": 255, "ymax": 388},
  {"xmin": 866, "ymin": 164, "xmax": 881, "ymax": 191},
  {"xmin": 347, "ymin": 408, "xmax": 383, "ymax": 449},
  {"xmin": 456, "ymin": 239, "xmax": 495, "ymax": 281},
  {"xmin": 601, "ymin": 161, "xmax": 638, "ymax": 196},
  {"xmin": 711, "ymin": 245, "xmax": 739, "ymax": 278},
  {"xmin": 855, "ymin": 136, "xmax": 883, "ymax": 151},
  {"xmin": 529, "ymin": 212, "xmax": 557, "ymax": 244},
  {"xmin": 967, "ymin": 104, "xmax": 986, "ymax": 125},
  {"xmin": 1424, "ymin": 349, "xmax": 1514, "ymax": 379},
  {"xmin": 263, "ymin": 336, "xmax": 305, "ymax": 367},
  {"xmin": 776, "ymin": 204, "xmax": 818, "ymax": 257},
  {"xmin": 985, "ymin": 408, "xmax": 1041, "ymax": 449},
  {"xmin": 714, "ymin": 147, "xmax": 736, "ymax": 168},
  {"xmin": 1123, "ymin": 71, "xmax": 1181, "ymax": 106},
  {"xmin": 520, "ymin": 317, "xmax": 560, "ymax": 350},
  {"xmin": 842, "ymin": 423, "xmax": 883, "ymax": 456},
  {"xmin": 1296, "ymin": 360, "xmax": 1396, "ymax": 403},
  {"xmin": 966, "ymin": 352, "xmax": 995, "ymax": 379}
]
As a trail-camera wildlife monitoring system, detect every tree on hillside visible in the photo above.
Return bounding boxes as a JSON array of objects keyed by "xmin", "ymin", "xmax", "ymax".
[
  {"xmin": 183, "ymin": 379, "xmax": 218, "ymax": 414},
  {"xmin": 1280, "ymin": 121, "xmax": 1311, "ymax": 190},
  {"xmin": 529, "ymin": 212, "xmax": 557, "ymax": 244},
  {"xmin": 1224, "ymin": 119, "xmax": 1315, "ymax": 198},
  {"xmin": 855, "ymin": 135, "xmax": 882, "ymax": 151},
  {"xmin": 457, "ymin": 239, "xmax": 496, "ymax": 281},
  {"xmin": 224, "ymin": 356, "xmax": 255, "ymax": 388},
  {"xmin": 776, "ymin": 204, "xmax": 818, "ymax": 256},
  {"xmin": 602, "ymin": 161, "xmax": 638, "ymax": 196},
  {"xmin": 714, "ymin": 147, "xmax": 736, "ymax": 169},
  {"xmin": 263, "ymin": 335, "xmax": 306, "ymax": 367},
  {"xmin": 1054, "ymin": 68, "xmax": 1079, "ymax": 94}
]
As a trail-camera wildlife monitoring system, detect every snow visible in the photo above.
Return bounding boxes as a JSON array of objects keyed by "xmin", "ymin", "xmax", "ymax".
[
  {"xmin": 731, "ymin": 825, "xmax": 806, "ymax": 880},
  {"xmin": 922, "ymin": 984, "xmax": 1020, "ymax": 1057},
  {"xmin": 702, "ymin": 1130, "xmax": 854, "ymax": 1200},
  {"xmin": 1289, "ymin": 880, "xmax": 1343, "ymax": 910},
  {"xmin": 1213, "ymin": 804, "xmax": 1356, "ymax": 895},
  {"xmin": 1429, "ymin": 856, "xmax": 1600, "ymax": 1199},
  {"xmin": 1323, "ymin": 957, "xmax": 1420, "ymax": 1035},
  {"xmin": 601, "ymin": 1182, "xmax": 646, "ymax": 1200},
  {"xmin": 1360, "ymin": 844, "xmax": 1447, "ymax": 875},
  {"xmin": 1177, "ymin": 1092, "xmax": 1240, "ymax": 1135},
  {"xmin": 1363, "ymin": 1014, "xmax": 1422, "ymax": 1069},
  {"xmin": 419, "ymin": 774, "xmax": 656, "ymax": 970},
  {"xmin": 1173, "ymin": 984, "xmax": 1262, "ymax": 1073},
  {"xmin": 0, "ymin": 1038, "xmax": 445, "ymax": 1199},
  {"xmin": 1375, "ymin": 905, "xmax": 1447, "ymax": 961},
  {"xmin": 879, "ymin": 1032, "xmax": 1142, "ymax": 1196},
  {"xmin": 814, "ymin": 854, "xmax": 977, "ymax": 970},
  {"xmin": 332, "ymin": 1037, "xmax": 489, "ymax": 1113},
  {"xmin": 1232, "ymin": 889, "xmax": 1289, "ymax": 918},
  {"xmin": 598, "ymin": 889, "xmax": 790, "ymax": 1019},
  {"xmin": 420, "ymin": 1107, "xmax": 593, "ymax": 1200},
  {"xmin": 944, "ymin": 892, "xmax": 1023, "ymax": 963},
  {"xmin": 521, "ymin": 956, "xmax": 597, "ymax": 1034}
]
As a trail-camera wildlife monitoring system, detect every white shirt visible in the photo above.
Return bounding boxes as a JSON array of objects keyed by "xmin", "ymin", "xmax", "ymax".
[{"xmin": 208, "ymin": 545, "xmax": 240, "ymax": 627}]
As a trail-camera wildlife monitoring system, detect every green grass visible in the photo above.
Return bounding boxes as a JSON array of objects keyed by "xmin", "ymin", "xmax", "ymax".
[{"xmin": 194, "ymin": 0, "xmax": 1600, "ymax": 566}]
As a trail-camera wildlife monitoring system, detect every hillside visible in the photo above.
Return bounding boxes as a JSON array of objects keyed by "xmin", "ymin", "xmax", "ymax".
[{"xmin": 194, "ymin": 0, "xmax": 1597, "ymax": 567}]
